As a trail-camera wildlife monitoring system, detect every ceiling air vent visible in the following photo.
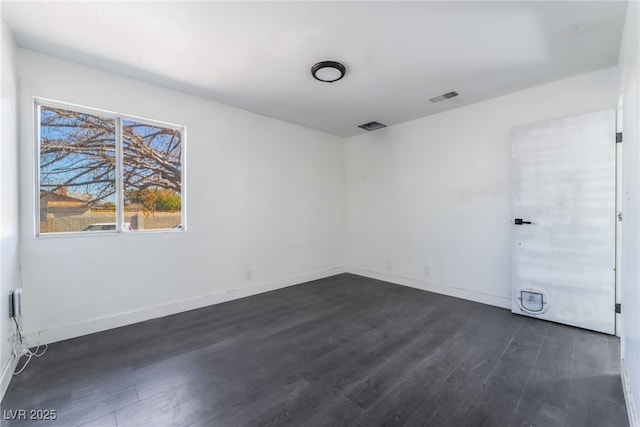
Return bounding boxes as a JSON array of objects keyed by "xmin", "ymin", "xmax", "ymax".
[
  {"xmin": 429, "ymin": 90, "xmax": 459, "ymax": 103},
  {"xmin": 358, "ymin": 121, "xmax": 387, "ymax": 131}
]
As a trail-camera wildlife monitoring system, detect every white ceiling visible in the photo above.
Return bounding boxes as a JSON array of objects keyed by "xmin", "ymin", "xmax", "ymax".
[{"xmin": 2, "ymin": 1, "xmax": 628, "ymax": 137}]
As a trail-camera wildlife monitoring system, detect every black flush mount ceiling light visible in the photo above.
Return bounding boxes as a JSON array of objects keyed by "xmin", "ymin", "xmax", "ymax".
[{"xmin": 311, "ymin": 61, "xmax": 346, "ymax": 83}]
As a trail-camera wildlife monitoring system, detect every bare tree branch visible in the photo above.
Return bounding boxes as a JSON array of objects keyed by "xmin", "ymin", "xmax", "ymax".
[{"xmin": 40, "ymin": 107, "xmax": 182, "ymax": 205}]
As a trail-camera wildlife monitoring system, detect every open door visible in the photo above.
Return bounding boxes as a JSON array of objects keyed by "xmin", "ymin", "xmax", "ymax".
[{"xmin": 511, "ymin": 110, "xmax": 616, "ymax": 334}]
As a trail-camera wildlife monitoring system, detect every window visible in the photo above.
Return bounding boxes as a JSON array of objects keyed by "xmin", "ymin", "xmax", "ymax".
[{"xmin": 37, "ymin": 100, "xmax": 184, "ymax": 235}]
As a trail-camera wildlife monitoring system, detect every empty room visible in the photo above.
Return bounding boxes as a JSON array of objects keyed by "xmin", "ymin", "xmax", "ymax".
[{"xmin": 0, "ymin": 1, "xmax": 639, "ymax": 426}]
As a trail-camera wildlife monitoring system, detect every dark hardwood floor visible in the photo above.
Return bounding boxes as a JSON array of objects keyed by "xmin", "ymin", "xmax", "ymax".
[{"xmin": 1, "ymin": 274, "xmax": 628, "ymax": 427}]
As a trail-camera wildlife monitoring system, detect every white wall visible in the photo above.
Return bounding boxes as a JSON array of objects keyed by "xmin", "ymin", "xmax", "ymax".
[
  {"xmin": 0, "ymin": 19, "xmax": 20, "ymax": 399},
  {"xmin": 17, "ymin": 50, "xmax": 345, "ymax": 344},
  {"xmin": 4, "ymin": 20, "xmax": 635, "ymax": 417},
  {"xmin": 345, "ymin": 67, "xmax": 619, "ymax": 308},
  {"xmin": 619, "ymin": 1, "xmax": 640, "ymax": 425}
]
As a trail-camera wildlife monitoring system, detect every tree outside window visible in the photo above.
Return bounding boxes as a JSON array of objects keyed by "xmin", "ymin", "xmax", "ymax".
[{"xmin": 38, "ymin": 102, "xmax": 184, "ymax": 234}]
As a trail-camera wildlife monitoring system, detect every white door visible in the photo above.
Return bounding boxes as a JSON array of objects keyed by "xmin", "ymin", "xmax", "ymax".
[{"xmin": 511, "ymin": 110, "xmax": 616, "ymax": 334}]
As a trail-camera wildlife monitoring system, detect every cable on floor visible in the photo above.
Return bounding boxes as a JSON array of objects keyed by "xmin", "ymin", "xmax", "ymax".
[{"xmin": 11, "ymin": 318, "xmax": 47, "ymax": 375}]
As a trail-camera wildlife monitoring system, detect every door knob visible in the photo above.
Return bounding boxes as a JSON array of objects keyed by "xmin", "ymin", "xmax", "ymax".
[{"xmin": 514, "ymin": 218, "xmax": 531, "ymax": 225}]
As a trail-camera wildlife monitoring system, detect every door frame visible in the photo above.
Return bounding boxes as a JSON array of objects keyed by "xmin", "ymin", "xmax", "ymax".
[{"xmin": 616, "ymin": 94, "xmax": 624, "ymax": 337}]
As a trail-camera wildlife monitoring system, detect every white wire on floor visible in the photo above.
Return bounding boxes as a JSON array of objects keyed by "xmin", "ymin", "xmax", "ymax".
[{"xmin": 11, "ymin": 317, "xmax": 47, "ymax": 375}]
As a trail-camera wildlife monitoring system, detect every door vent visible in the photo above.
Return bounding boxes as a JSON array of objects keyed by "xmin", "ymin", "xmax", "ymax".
[
  {"xmin": 521, "ymin": 291, "xmax": 544, "ymax": 312},
  {"xmin": 429, "ymin": 91, "xmax": 459, "ymax": 103},
  {"xmin": 358, "ymin": 121, "xmax": 387, "ymax": 131},
  {"xmin": 516, "ymin": 288, "xmax": 549, "ymax": 315}
]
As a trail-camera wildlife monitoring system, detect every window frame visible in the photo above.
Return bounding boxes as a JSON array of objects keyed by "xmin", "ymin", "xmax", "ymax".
[{"xmin": 34, "ymin": 97, "xmax": 187, "ymax": 237}]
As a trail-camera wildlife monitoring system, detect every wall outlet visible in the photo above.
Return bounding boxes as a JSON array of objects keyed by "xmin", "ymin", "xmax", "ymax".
[
  {"xmin": 245, "ymin": 269, "xmax": 253, "ymax": 281},
  {"xmin": 9, "ymin": 288, "xmax": 23, "ymax": 318},
  {"xmin": 424, "ymin": 265, "xmax": 431, "ymax": 276},
  {"xmin": 386, "ymin": 261, "xmax": 392, "ymax": 270}
]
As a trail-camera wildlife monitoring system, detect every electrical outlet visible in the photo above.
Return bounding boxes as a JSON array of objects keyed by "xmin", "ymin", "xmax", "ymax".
[
  {"xmin": 246, "ymin": 269, "xmax": 253, "ymax": 281},
  {"xmin": 9, "ymin": 288, "xmax": 23, "ymax": 318},
  {"xmin": 386, "ymin": 261, "xmax": 392, "ymax": 270},
  {"xmin": 424, "ymin": 265, "xmax": 431, "ymax": 276}
]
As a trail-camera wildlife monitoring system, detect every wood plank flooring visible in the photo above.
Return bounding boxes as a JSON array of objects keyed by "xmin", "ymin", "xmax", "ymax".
[{"xmin": 0, "ymin": 273, "xmax": 628, "ymax": 426}]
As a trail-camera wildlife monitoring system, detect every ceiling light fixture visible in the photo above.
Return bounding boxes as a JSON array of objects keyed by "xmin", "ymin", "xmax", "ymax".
[{"xmin": 311, "ymin": 61, "xmax": 346, "ymax": 83}]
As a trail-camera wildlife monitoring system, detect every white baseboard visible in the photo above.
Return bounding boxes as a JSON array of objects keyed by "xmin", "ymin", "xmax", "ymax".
[
  {"xmin": 21, "ymin": 265, "xmax": 508, "ymax": 348},
  {"xmin": 0, "ymin": 353, "xmax": 18, "ymax": 403},
  {"xmin": 24, "ymin": 266, "xmax": 347, "ymax": 346},
  {"xmin": 345, "ymin": 267, "xmax": 511, "ymax": 309},
  {"xmin": 622, "ymin": 358, "xmax": 639, "ymax": 427}
]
